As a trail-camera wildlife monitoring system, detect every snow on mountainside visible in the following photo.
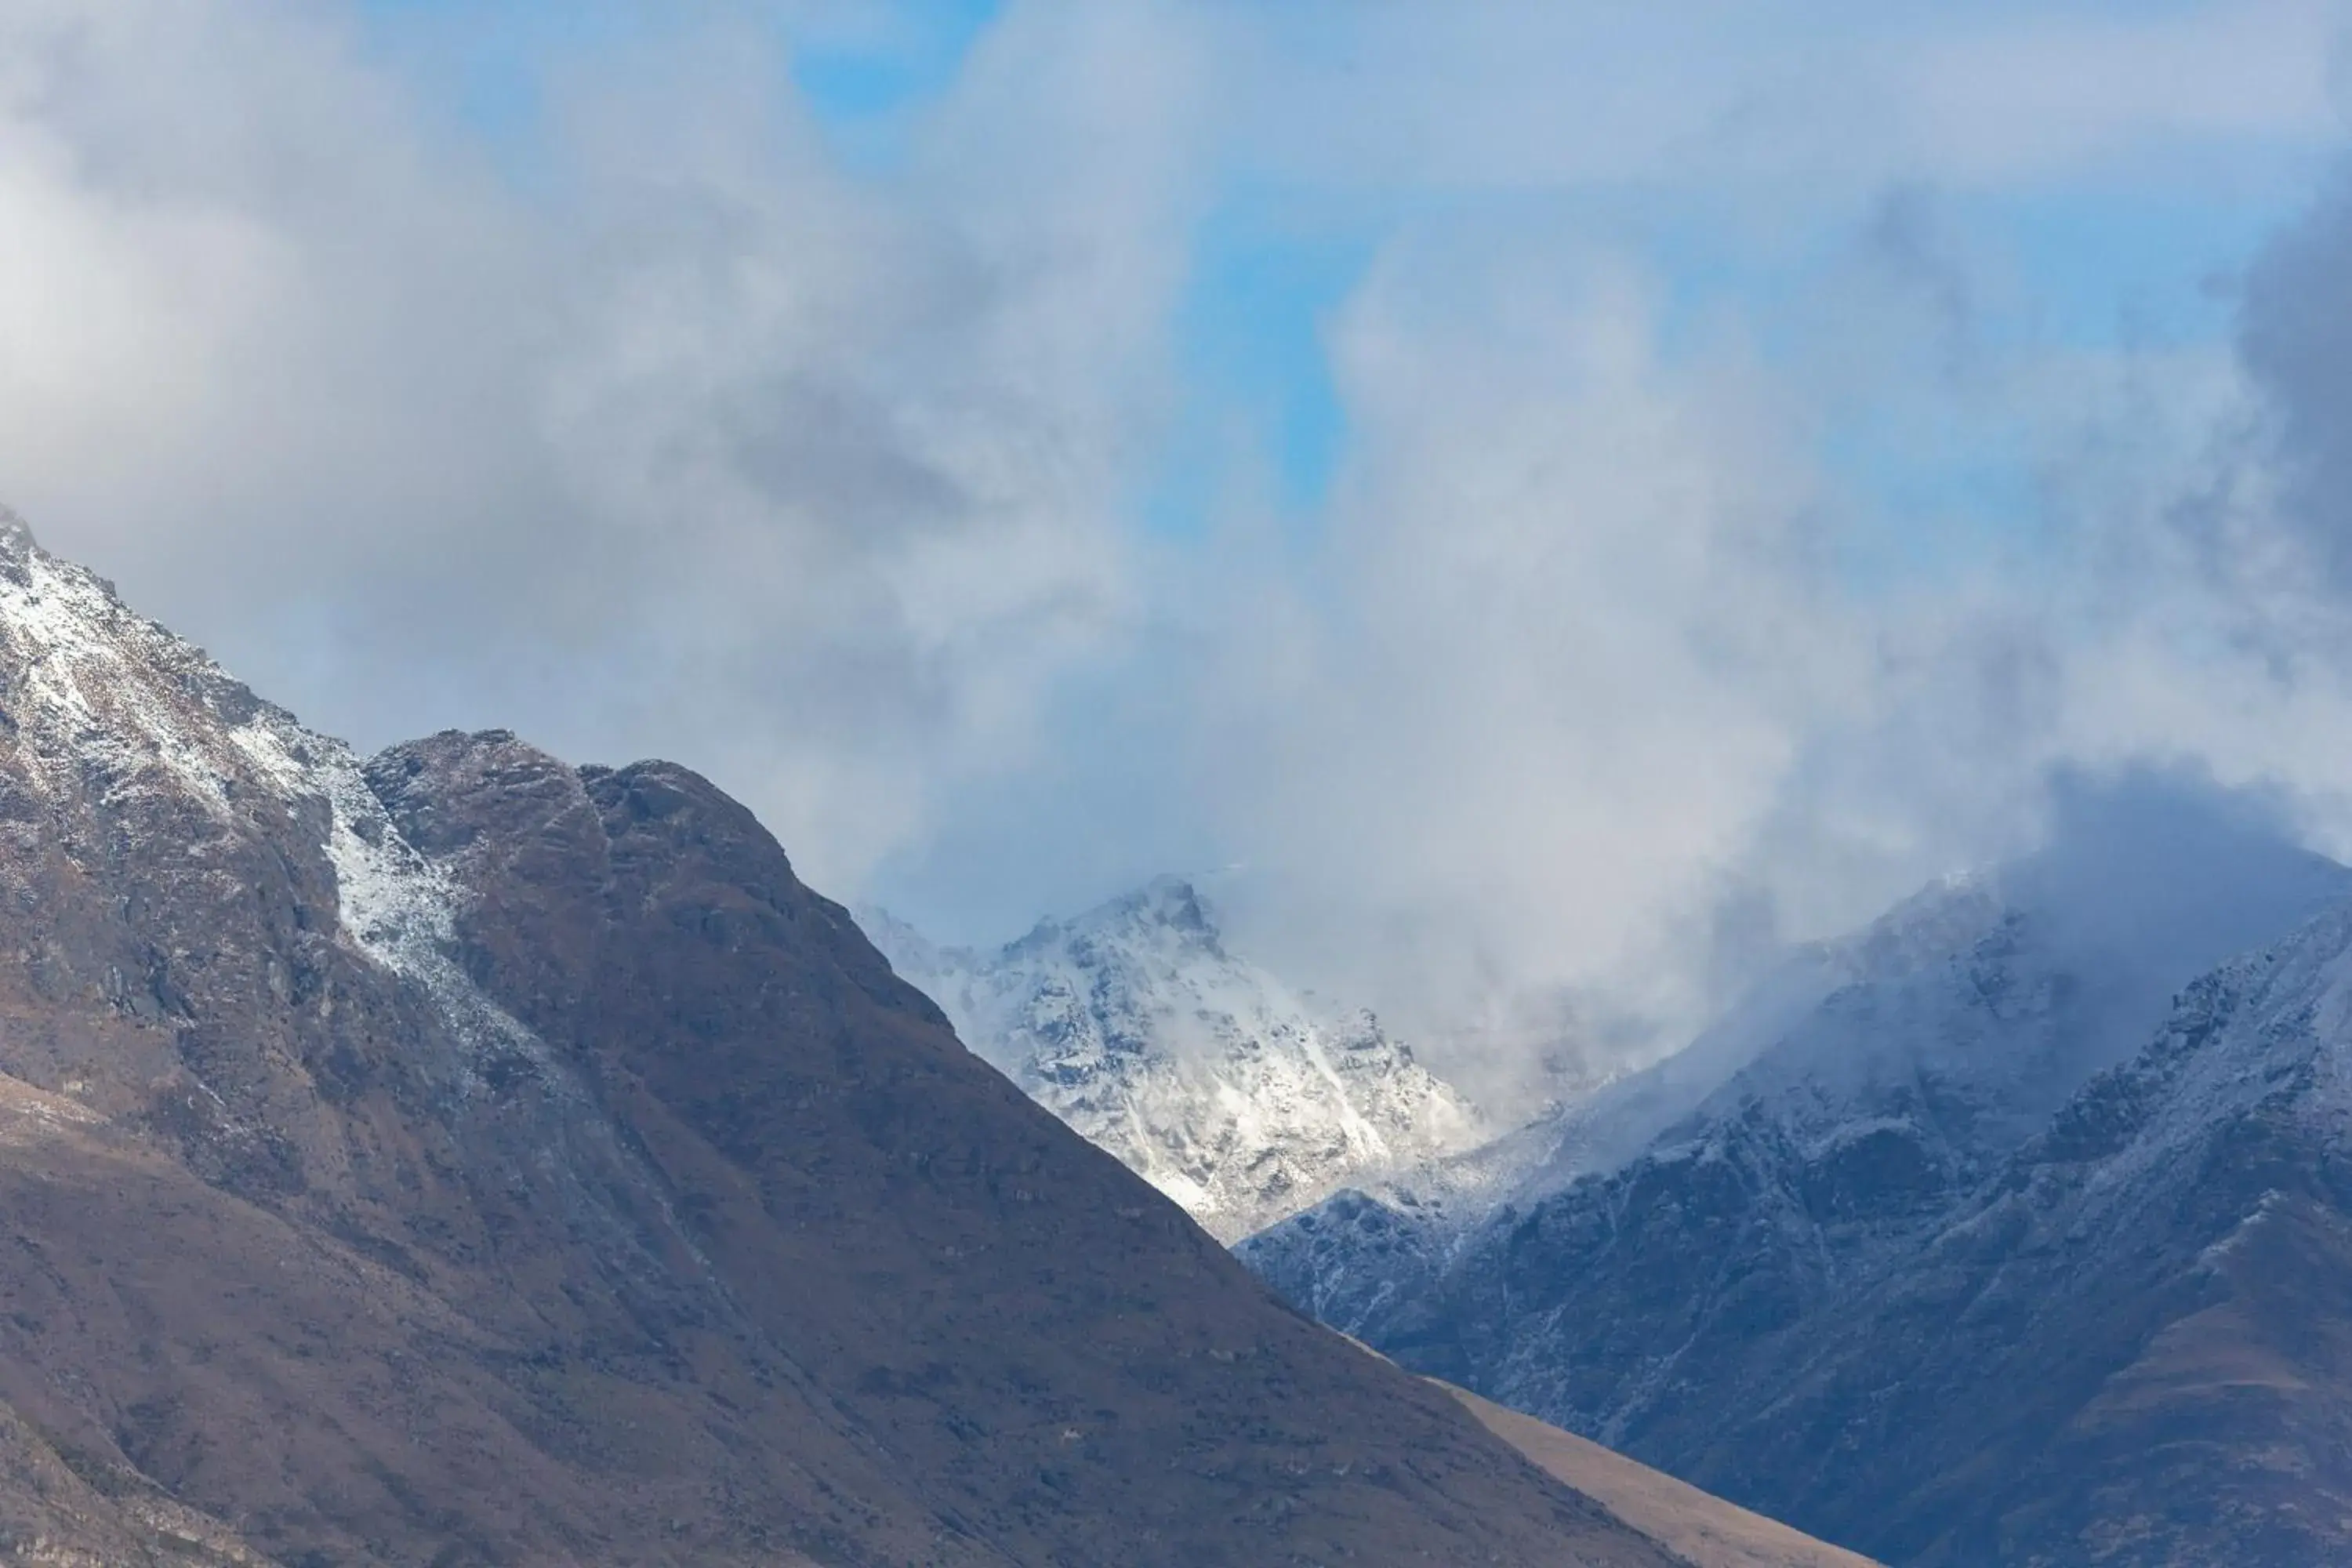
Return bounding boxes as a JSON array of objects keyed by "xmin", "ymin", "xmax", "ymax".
[
  {"xmin": 863, "ymin": 877, "xmax": 1486, "ymax": 1242},
  {"xmin": 1243, "ymin": 773, "xmax": 2352, "ymax": 1564},
  {"xmin": 1624, "ymin": 880, "xmax": 2352, "ymax": 1564},
  {"xmin": 0, "ymin": 508, "xmax": 546, "ymax": 1090},
  {"xmin": 1245, "ymin": 777, "xmax": 2352, "ymax": 1334}
]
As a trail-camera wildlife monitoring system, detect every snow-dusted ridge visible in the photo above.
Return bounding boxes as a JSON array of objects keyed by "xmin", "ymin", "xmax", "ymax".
[
  {"xmin": 1242, "ymin": 779, "xmax": 2352, "ymax": 1361},
  {"xmin": 0, "ymin": 512, "xmax": 546, "ymax": 1084},
  {"xmin": 866, "ymin": 877, "xmax": 1487, "ymax": 1242}
]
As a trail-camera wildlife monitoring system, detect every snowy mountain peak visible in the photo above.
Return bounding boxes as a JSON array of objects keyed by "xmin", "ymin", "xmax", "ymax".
[
  {"xmin": 1010, "ymin": 874, "xmax": 1226, "ymax": 964},
  {"xmin": 0, "ymin": 506, "xmax": 36, "ymax": 558},
  {"xmin": 1244, "ymin": 778, "xmax": 2352, "ymax": 1375},
  {"xmin": 1507, "ymin": 793, "xmax": 2352, "ymax": 1200},
  {"xmin": 866, "ymin": 881, "xmax": 1484, "ymax": 1242}
]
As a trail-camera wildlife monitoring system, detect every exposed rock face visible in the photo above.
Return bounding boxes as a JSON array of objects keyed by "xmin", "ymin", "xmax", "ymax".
[
  {"xmin": 0, "ymin": 513, "xmax": 1690, "ymax": 1565},
  {"xmin": 1246, "ymin": 785, "xmax": 2352, "ymax": 1566},
  {"xmin": 866, "ymin": 880, "xmax": 1485, "ymax": 1242}
]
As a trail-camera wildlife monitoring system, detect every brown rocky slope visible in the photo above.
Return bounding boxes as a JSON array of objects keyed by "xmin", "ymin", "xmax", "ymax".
[{"xmin": 0, "ymin": 508, "xmax": 1689, "ymax": 1566}]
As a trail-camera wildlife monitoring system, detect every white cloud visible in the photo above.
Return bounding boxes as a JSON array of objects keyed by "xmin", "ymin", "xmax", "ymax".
[
  {"xmin": 5, "ymin": 0, "xmax": 2352, "ymax": 1091},
  {"xmin": 0, "ymin": 0, "xmax": 1209, "ymax": 891},
  {"xmin": 1215, "ymin": 0, "xmax": 2348, "ymax": 198}
]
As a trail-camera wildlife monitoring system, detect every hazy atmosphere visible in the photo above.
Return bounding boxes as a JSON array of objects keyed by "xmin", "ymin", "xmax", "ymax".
[
  {"xmin": 15, "ymin": 9, "xmax": 2352, "ymax": 1564},
  {"xmin": 8, "ymin": 0, "xmax": 2352, "ymax": 1080}
]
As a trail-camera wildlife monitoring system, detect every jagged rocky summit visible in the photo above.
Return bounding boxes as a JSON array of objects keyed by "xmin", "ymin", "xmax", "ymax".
[
  {"xmin": 1243, "ymin": 775, "xmax": 2352, "ymax": 1566},
  {"xmin": 0, "ymin": 508, "xmax": 1711, "ymax": 1566},
  {"xmin": 863, "ymin": 877, "xmax": 1486, "ymax": 1242}
]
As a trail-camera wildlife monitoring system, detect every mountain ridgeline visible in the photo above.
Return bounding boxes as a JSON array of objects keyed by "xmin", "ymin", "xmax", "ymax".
[
  {"xmin": 0, "ymin": 509, "xmax": 1727, "ymax": 1565},
  {"xmin": 1243, "ymin": 777, "xmax": 2352, "ymax": 1566},
  {"xmin": 864, "ymin": 881, "xmax": 1486, "ymax": 1242}
]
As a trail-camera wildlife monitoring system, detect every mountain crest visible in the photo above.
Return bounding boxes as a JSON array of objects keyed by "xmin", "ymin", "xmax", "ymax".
[
  {"xmin": 1247, "ymin": 780, "xmax": 2352, "ymax": 1566},
  {"xmin": 870, "ymin": 880, "xmax": 1485, "ymax": 1241},
  {"xmin": 0, "ymin": 505, "xmax": 35, "ymax": 558},
  {"xmin": 1007, "ymin": 873, "xmax": 1227, "ymax": 962}
]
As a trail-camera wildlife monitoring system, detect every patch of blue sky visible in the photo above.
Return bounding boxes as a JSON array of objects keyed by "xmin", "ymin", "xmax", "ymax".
[
  {"xmin": 1823, "ymin": 414, "xmax": 2053, "ymax": 590},
  {"xmin": 787, "ymin": 0, "xmax": 1003, "ymax": 171},
  {"xmin": 1147, "ymin": 186, "xmax": 1377, "ymax": 539},
  {"xmin": 355, "ymin": 1, "xmax": 1003, "ymax": 179},
  {"xmin": 1951, "ymin": 183, "xmax": 2314, "ymax": 351},
  {"xmin": 1818, "ymin": 178, "xmax": 2310, "ymax": 588}
]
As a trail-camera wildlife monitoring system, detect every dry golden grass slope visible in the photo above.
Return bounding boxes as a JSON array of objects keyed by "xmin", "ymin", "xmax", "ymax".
[{"xmin": 1442, "ymin": 1382, "xmax": 1885, "ymax": 1568}]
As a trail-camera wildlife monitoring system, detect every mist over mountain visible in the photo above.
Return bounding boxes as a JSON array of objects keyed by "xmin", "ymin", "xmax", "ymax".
[
  {"xmin": 863, "ymin": 879, "xmax": 1486, "ymax": 1242},
  {"xmin": 1243, "ymin": 772, "xmax": 2352, "ymax": 1565},
  {"xmin": 6, "ymin": 5, "xmax": 2352, "ymax": 1564},
  {"xmin": 13, "ymin": 4, "xmax": 2352, "ymax": 1115}
]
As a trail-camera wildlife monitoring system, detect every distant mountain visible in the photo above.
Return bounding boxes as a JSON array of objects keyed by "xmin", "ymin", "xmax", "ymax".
[
  {"xmin": 1244, "ymin": 779, "xmax": 2352, "ymax": 1565},
  {"xmin": 865, "ymin": 878, "xmax": 1486, "ymax": 1241},
  {"xmin": 0, "ymin": 507, "xmax": 1706, "ymax": 1566},
  {"xmin": 1685, "ymin": 897, "xmax": 2352, "ymax": 1564}
]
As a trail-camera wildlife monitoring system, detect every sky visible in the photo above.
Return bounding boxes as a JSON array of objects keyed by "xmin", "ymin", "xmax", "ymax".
[{"xmin": 4, "ymin": 0, "xmax": 2352, "ymax": 1090}]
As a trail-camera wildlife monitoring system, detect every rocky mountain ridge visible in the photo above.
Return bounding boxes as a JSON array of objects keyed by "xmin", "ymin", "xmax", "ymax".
[{"xmin": 866, "ymin": 878, "xmax": 1486, "ymax": 1241}]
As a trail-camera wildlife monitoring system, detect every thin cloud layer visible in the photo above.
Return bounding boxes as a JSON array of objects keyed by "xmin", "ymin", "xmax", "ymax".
[{"xmin": 0, "ymin": 0, "xmax": 1189, "ymax": 887}]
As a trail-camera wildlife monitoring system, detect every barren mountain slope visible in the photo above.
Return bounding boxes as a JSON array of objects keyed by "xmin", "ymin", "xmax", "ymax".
[
  {"xmin": 1444, "ymin": 1384, "xmax": 1882, "ymax": 1568},
  {"xmin": 0, "ymin": 509, "xmax": 1685, "ymax": 1566}
]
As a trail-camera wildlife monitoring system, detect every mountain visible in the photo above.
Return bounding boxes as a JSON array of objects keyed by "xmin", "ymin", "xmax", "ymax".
[
  {"xmin": 1670, "ymin": 899, "xmax": 2352, "ymax": 1564},
  {"xmin": 1233, "ymin": 869, "xmax": 2038, "ymax": 1336},
  {"xmin": 0, "ymin": 507, "xmax": 1701, "ymax": 1566},
  {"xmin": 1244, "ymin": 779, "xmax": 2352, "ymax": 1566},
  {"xmin": 1444, "ymin": 1382, "xmax": 1882, "ymax": 1568},
  {"xmin": 864, "ymin": 880, "xmax": 1486, "ymax": 1242}
]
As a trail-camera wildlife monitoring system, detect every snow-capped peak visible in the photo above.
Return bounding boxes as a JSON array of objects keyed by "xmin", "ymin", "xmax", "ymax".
[
  {"xmin": 1505, "ymin": 786, "xmax": 2352, "ymax": 1202},
  {"xmin": 866, "ymin": 881, "xmax": 1486, "ymax": 1242}
]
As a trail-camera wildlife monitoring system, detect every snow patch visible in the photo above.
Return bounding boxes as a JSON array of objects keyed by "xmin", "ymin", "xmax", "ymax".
[{"xmin": 0, "ymin": 527, "xmax": 548, "ymax": 1086}]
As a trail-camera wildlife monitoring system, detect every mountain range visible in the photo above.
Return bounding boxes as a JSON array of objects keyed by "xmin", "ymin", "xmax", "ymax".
[
  {"xmin": 0, "ymin": 506, "xmax": 1882, "ymax": 1564},
  {"xmin": 1243, "ymin": 775, "xmax": 2352, "ymax": 1565},
  {"xmin": 20, "ymin": 494, "xmax": 2343, "ymax": 1565}
]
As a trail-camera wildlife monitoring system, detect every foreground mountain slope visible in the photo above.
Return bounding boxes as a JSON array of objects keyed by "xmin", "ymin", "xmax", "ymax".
[
  {"xmin": 1444, "ymin": 1384, "xmax": 1882, "ymax": 1568},
  {"xmin": 868, "ymin": 880, "xmax": 1484, "ymax": 1241},
  {"xmin": 373, "ymin": 732, "xmax": 1675, "ymax": 1566},
  {"xmin": 1247, "ymin": 782, "xmax": 2352, "ymax": 1565},
  {"xmin": 0, "ymin": 510, "xmax": 1686, "ymax": 1566}
]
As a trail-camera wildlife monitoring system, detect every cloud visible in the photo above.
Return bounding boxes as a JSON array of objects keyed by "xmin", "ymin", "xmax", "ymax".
[
  {"xmin": 0, "ymin": 0, "xmax": 1210, "ymax": 891},
  {"xmin": 4, "ymin": 0, "xmax": 2352, "ymax": 1094},
  {"xmin": 1215, "ymin": 0, "xmax": 2346, "ymax": 198},
  {"xmin": 1167, "ymin": 132, "xmax": 2352, "ymax": 1091},
  {"xmin": 2244, "ymin": 165, "xmax": 2352, "ymax": 583}
]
